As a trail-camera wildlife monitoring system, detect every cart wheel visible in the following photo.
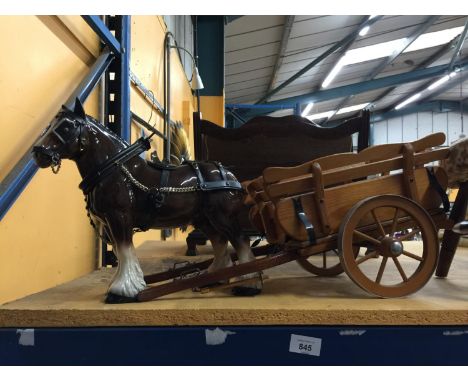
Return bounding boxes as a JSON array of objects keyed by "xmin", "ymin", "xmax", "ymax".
[
  {"xmin": 296, "ymin": 247, "xmax": 360, "ymax": 277},
  {"xmin": 338, "ymin": 195, "xmax": 438, "ymax": 298}
]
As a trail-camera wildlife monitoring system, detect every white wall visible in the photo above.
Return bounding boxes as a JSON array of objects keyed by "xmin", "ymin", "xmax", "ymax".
[{"xmin": 371, "ymin": 111, "xmax": 467, "ymax": 146}]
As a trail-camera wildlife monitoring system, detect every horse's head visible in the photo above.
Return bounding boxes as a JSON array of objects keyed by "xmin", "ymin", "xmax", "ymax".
[{"xmin": 32, "ymin": 99, "xmax": 88, "ymax": 173}]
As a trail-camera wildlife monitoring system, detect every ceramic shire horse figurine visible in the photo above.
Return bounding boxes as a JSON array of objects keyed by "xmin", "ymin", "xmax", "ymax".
[{"xmin": 32, "ymin": 100, "xmax": 259, "ymax": 303}]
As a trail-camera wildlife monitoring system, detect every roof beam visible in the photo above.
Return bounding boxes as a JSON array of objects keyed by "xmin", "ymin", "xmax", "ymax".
[
  {"xmin": 376, "ymin": 51, "xmax": 468, "ymax": 114},
  {"xmin": 448, "ymin": 17, "xmax": 468, "ymax": 72},
  {"xmin": 375, "ymin": 68, "xmax": 468, "ymax": 122},
  {"xmin": 325, "ymin": 15, "xmax": 439, "ymax": 122},
  {"xmin": 241, "ymin": 58, "xmax": 468, "ymax": 117},
  {"xmin": 420, "ymin": 65, "xmax": 468, "ymax": 103},
  {"xmin": 254, "ymin": 15, "xmax": 383, "ymax": 104},
  {"xmin": 239, "ymin": 59, "xmax": 468, "ymax": 118},
  {"xmin": 266, "ymin": 16, "xmax": 295, "ymax": 95}
]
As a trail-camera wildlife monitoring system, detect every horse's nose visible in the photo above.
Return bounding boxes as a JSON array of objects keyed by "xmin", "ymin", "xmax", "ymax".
[{"xmin": 32, "ymin": 146, "xmax": 52, "ymax": 168}]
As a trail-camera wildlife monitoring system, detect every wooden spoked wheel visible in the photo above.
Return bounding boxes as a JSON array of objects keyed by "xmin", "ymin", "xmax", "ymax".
[
  {"xmin": 338, "ymin": 195, "xmax": 438, "ymax": 298},
  {"xmin": 296, "ymin": 247, "xmax": 359, "ymax": 277}
]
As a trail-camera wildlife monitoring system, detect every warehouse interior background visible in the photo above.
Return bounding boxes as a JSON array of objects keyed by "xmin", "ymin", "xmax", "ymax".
[{"xmin": 0, "ymin": 12, "xmax": 467, "ymax": 306}]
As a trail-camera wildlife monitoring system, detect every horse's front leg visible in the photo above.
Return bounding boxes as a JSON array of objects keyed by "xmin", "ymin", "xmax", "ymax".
[{"xmin": 104, "ymin": 212, "xmax": 146, "ymax": 303}]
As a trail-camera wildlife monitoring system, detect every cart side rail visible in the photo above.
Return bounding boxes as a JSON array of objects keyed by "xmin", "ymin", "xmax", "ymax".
[
  {"xmin": 265, "ymin": 147, "xmax": 449, "ymax": 201},
  {"xmin": 263, "ymin": 133, "xmax": 446, "ymax": 186}
]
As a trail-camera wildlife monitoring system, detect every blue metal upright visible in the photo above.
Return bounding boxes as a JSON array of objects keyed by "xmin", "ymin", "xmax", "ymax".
[
  {"xmin": 82, "ymin": 15, "xmax": 121, "ymax": 55},
  {"xmin": 103, "ymin": 15, "xmax": 131, "ymax": 143},
  {"xmin": 120, "ymin": 16, "xmax": 131, "ymax": 143}
]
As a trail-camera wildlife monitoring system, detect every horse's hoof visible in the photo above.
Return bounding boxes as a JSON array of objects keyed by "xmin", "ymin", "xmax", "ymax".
[
  {"xmin": 105, "ymin": 292, "xmax": 138, "ymax": 304},
  {"xmin": 231, "ymin": 286, "xmax": 262, "ymax": 297}
]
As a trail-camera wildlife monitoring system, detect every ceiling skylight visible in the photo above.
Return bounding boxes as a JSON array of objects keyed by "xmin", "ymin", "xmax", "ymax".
[
  {"xmin": 321, "ymin": 25, "xmax": 465, "ymax": 89},
  {"xmin": 404, "ymin": 26, "xmax": 464, "ymax": 53},
  {"xmin": 342, "ymin": 39, "xmax": 406, "ymax": 66}
]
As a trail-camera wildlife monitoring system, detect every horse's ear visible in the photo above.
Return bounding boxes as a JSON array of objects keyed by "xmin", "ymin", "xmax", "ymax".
[{"xmin": 73, "ymin": 98, "xmax": 86, "ymax": 119}]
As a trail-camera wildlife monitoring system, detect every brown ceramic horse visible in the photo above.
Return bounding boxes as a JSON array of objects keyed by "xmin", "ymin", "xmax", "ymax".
[{"xmin": 32, "ymin": 100, "xmax": 259, "ymax": 303}]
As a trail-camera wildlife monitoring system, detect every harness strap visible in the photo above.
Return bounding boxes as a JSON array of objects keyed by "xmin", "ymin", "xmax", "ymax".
[
  {"xmin": 188, "ymin": 161, "xmax": 205, "ymax": 187},
  {"xmin": 160, "ymin": 169, "xmax": 171, "ymax": 189},
  {"xmin": 426, "ymin": 167, "xmax": 450, "ymax": 212},
  {"xmin": 292, "ymin": 197, "xmax": 316, "ymax": 244},
  {"xmin": 79, "ymin": 137, "xmax": 150, "ymax": 194},
  {"xmin": 215, "ymin": 161, "xmax": 228, "ymax": 181}
]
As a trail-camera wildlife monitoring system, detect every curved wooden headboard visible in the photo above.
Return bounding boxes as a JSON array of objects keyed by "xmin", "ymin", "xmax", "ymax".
[{"xmin": 193, "ymin": 111, "xmax": 370, "ymax": 183}]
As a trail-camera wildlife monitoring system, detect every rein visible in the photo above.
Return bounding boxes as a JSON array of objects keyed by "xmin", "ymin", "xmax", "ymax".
[{"xmin": 78, "ymin": 137, "xmax": 151, "ymax": 194}]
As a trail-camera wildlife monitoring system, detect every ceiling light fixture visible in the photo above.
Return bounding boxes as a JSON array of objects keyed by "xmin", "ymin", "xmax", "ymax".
[
  {"xmin": 336, "ymin": 103, "xmax": 370, "ymax": 114},
  {"xmin": 322, "ymin": 59, "xmax": 345, "ymax": 88},
  {"xmin": 318, "ymin": 26, "xmax": 464, "ymax": 91},
  {"xmin": 395, "ymin": 93, "xmax": 421, "ymax": 110},
  {"xmin": 305, "ymin": 110, "xmax": 336, "ymax": 120},
  {"xmin": 427, "ymin": 71, "xmax": 458, "ymax": 91},
  {"xmin": 404, "ymin": 26, "xmax": 464, "ymax": 53},
  {"xmin": 301, "ymin": 102, "xmax": 314, "ymax": 117},
  {"xmin": 359, "ymin": 25, "xmax": 370, "ymax": 37}
]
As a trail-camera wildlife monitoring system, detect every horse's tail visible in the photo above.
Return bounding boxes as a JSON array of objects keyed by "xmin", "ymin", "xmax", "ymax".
[{"xmin": 170, "ymin": 121, "xmax": 191, "ymax": 165}]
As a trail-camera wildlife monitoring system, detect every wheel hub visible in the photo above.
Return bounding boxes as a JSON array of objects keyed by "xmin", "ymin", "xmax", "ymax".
[{"xmin": 380, "ymin": 237, "xmax": 404, "ymax": 257}]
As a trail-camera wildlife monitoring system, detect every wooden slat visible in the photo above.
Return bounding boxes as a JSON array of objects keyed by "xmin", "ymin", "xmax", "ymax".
[
  {"xmin": 266, "ymin": 148, "xmax": 449, "ymax": 200},
  {"xmin": 275, "ymin": 166, "xmax": 448, "ymax": 241},
  {"xmin": 263, "ymin": 133, "xmax": 446, "ymax": 186}
]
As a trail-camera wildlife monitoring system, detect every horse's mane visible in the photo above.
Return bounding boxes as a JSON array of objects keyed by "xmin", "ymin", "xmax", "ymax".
[{"xmin": 84, "ymin": 114, "xmax": 129, "ymax": 149}]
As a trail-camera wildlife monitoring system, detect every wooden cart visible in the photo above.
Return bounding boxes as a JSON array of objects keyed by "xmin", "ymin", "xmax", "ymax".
[{"xmin": 138, "ymin": 132, "xmax": 452, "ymax": 301}]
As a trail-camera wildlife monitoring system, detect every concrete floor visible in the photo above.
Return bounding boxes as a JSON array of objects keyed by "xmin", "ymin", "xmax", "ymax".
[{"xmin": 0, "ymin": 240, "xmax": 467, "ymax": 327}]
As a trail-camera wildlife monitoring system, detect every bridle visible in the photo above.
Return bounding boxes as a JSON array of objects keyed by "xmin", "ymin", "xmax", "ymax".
[{"xmin": 33, "ymin": 115, "xmax": 86, "ymax": 174}]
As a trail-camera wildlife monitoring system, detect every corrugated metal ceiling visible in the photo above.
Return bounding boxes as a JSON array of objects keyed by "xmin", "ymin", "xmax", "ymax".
[{"xmin": 225, "ymin": 15, "xmax": 468, "ymax": 121}]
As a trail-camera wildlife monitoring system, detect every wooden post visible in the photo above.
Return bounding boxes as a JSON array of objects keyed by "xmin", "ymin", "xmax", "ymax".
[
  {"xmin": 311, "ymin": 163, "xmax": 331, "ymax": 235},
  {"xmin": 436, "ymin": 181, "xmax": 468, "ymax": 277},
  {"xmin": 402, "ymin": 143, "xmax": 419, "ymax": 202}
]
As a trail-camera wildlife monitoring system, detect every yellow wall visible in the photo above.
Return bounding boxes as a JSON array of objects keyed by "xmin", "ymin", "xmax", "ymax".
[
  {"xmin": 0, "ymin": 16, "xmax": 213, "ymax": 303},
  {"xmin": 0, "ymin": 16, "xmax": 99, "ymax": 304},
  {"xmin": 129, "ymin": 16, "xmax": 197, "ymax": 246},
  {"xmin": 200, "ymin": 96, "xmax": 225, "ymax": 127}
]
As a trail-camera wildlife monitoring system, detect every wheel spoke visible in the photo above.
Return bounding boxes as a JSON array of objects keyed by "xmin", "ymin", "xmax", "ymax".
[
  {"xmin": 353, "ymin": 230, "xmax": 381, "ymax": 246},
  {"xmin": 371, "ymin": 209, "xmax": 386, "ymax": 237},
  {"xmin": 356, "ymin": 251, "xmax": 378, "ymax": 265},
  {"xmin": 398, "ymin": 229, "xmax": 421, "ymax": 241},
  {"xmin": 392, "ymin": 257, "xmax": 408, "ymax": 281},
  {"xmin": 323, "ymin": 252, "xmax": 327, "ymax": 268},
  {"xmin": 375, "ymin": 257, "xmax": 388, "ymax": 283},
  {"xmin": 402, "ymin": 250, "xmax": 423, "ymax": 262},
  {"xmin": 390, "ymin": 208, "xmax": 400, "ymax": 235}
]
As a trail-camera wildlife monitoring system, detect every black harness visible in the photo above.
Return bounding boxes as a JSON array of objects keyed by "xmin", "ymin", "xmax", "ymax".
[
  {"xmin": 186, "ymin": 160, "xmax": 243, "ymax": 191},
  {"xmin": 78, "ymin": 137, "xmax": 242, "ymax": 201},
  {"xmin": 79, "ymin": 137, "xmax": 151, "ymax": 194}
]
